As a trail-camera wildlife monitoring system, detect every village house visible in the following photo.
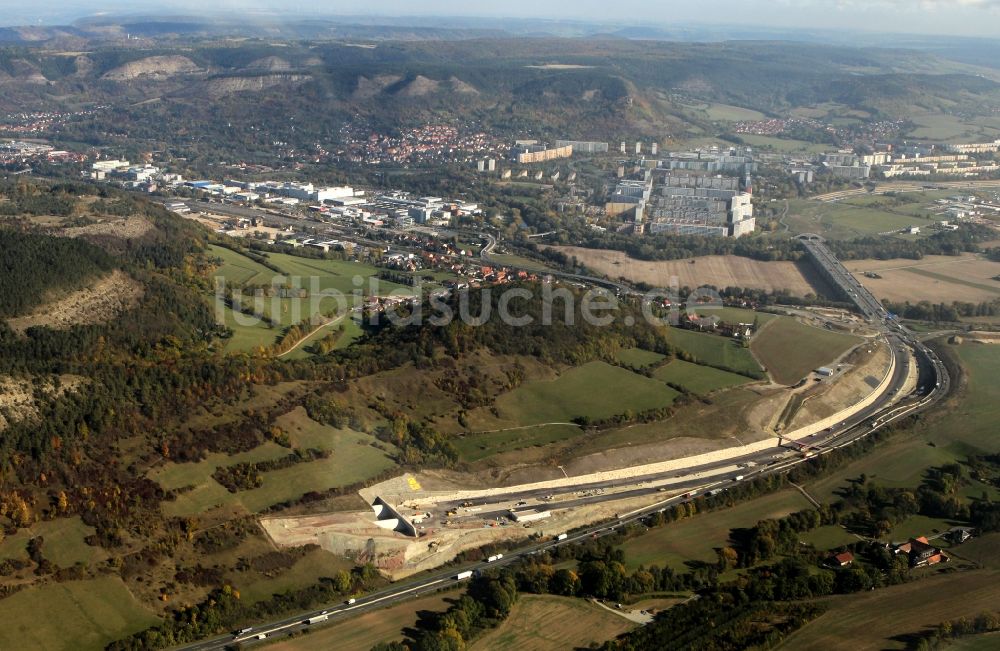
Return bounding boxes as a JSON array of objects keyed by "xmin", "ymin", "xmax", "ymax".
[
  {"xmin": 893, "ymin": 537, "xmax": 948, "ymax": 568},
  {"xmin": 826, "ymin": 551, "xmax": 855, "ymax": 568}
]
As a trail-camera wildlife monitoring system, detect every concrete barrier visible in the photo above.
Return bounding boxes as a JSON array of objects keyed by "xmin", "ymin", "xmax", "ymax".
[{"xmin": 401, "ymin": 439, "xmax": 781, "ymax": 508}]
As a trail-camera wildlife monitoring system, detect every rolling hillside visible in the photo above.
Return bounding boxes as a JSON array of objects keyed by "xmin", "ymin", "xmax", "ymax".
[{"xmin": 0, "ymin": 38, "xmax": 997, "ymax": 146}]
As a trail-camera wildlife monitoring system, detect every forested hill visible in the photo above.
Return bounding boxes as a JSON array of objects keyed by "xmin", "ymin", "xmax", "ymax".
[
  {"xmin": 0, "ymin": 38, "xmax": 995, "ymax": 157},
  {"xmin": 341, "ymin": 281, "xmax": 672, "ymax": 372},
  {"xmin": 0, "ymin": 229, "xmax": 115, "ymax": 318}
]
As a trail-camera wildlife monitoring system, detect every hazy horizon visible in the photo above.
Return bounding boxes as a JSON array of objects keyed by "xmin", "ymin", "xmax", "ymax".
[{"xmin": 1, "ymin": 1, "xmax": 999, "ymax": 39}]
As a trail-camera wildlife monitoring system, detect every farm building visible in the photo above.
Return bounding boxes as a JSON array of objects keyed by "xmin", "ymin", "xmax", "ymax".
[{"xmin": 894, "ymin": 537, "xmax": 948, "ymax": 568}]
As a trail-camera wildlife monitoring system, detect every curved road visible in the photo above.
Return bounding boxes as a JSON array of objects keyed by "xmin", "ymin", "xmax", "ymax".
[{"xmin": 177, "ymin": 232, "xmax": 950, "ymax": 651}]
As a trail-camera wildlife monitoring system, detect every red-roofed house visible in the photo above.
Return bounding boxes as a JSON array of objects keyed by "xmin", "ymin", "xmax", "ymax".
[{"xmin": 828, "ymin": 551, "xmax": 855, "ymax": 568}]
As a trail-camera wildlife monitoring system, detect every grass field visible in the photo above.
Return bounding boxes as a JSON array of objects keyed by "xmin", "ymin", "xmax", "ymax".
[
  {"xmin": 152, "ymin": 442, "xmax": 292, "ymax": 516},
  {"xmin": 619, "ymin": 489, "xmax": 813, "ymax": 571},
  {"xmin": 653, "ymin": 359, "xmax": 752, "ymax": 394},
  {"xmin": 573, "ymin": 387, "xmax": 766, "ymax": 456},
  {"xmin": 0, "ymin": 577, "xmax": 159, "ymax": 651},
  {"xmin": 218, "ymin": 303, "xmax": 281, "ymax": 353},
  {"xmin": 664, "ymin": 328, "xmax": 763, "ymax": 377},
  {"xmin": 945, "ymin": 633, "xmax": 1000, "ymax": 650},
  {"xmin": 237, "ymin": 547, "xmax": 355, "ymax": 605},
  {"xmin": 784, "ymin": 199, "xmax": 938, "ymax": 241},
  {"xmin": 953, "ymin": 533, "xmax": 1000, "ymax": 570},
  {"xmin": 208, "ymin": 246, "xmax": 414, "ymax": 353},
  {"xmin": 702, "ymin": 102, "xmax": 767, "ymax": 122},
  {"xmin": 237, "ymin": 435, "xmax": 395, "ymax": 513},
  {"xmin": 737, "ymin": 134, "xmax": 829, "ymax": 154},
  {"xmin": 784, "ymin": 569, "xmax": 1000, "ymax": 651},
  {"xmin": 686, "ymin": 306, "xmax": 779, "ymax": 327},
  {"xmin": 152, "ymin": 414, "xmax": 395, "ymax": 516},
  {"xmin": 212, "ymin": 246, "xmax": 415, "ymax": 296},
  {"xmin": 280, "ymin": 317, "xmax": 349, "ymax": 360},
  {"xmin": 0, "ymin": 516, "xmax": 105, "ymax": 567},
  {"xmin": 267, "ymin": 590, "xmax": 460, "ymax": 651},
  {"xmin": 907, "ymin": 112, "xmax": 985, "ymax": 141},
  {"xmin": 751, "ymin": 318, "xmax": 860, "ymax": 385},
  {"xmin": 804, "ymin": 342, "xmax": 1000, "ymax": 503},
  {"xmin": 470, "ymin": 594, "xmax": 636, "ymax": 651},
  {"xmin": 453, "ymin": 423, "xmax": 583, "ymax": 462},
  {"xmin": 797, "ymin": 525, "xmax": 858, "ymax": 551},
  {"xmin": 615, "ymin": 347, "xmax": 667, "ymax": 368},
  {"xmin": 210, "ymin": 245, "xmax": 275, "ymax": 285},
  {"xmin": 475, "ymin": 361, "xmax": 680, "ymax": 429},
  {"xmin": 889, "ymin": 515, "xmax": 960, "ymax": 543},
  {"xmin": 151, "ymin": 443, "xmax": 292, "ymax": 490},
  {"xmin": 485, "ymin": 252, "xmax": 556, "ymax": 273},
  {"xmin": 265, "ymin": 252, "xmax": 414, "ymax": 296}
]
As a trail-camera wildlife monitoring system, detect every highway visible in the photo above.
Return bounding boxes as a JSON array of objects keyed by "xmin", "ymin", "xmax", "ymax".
[{"xmin": 175, "ymin": 224, "xmax": 949, "ymax": 651}]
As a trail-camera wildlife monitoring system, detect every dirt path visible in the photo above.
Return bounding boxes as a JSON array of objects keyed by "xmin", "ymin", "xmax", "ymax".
[
  {"xmin": 468, "ymin": 422, "xmax": 580, "ymax": 435},
  {"xmin": 275, "ymin": 313, "xmax": 348, "ymax": 358},
  {"xmin": 789, "ymin": 481, "xmax": 822, "ymax": 509},
  {"xmin": 592, "ymin": 599, "xmax": 654, "ymax": 624}
]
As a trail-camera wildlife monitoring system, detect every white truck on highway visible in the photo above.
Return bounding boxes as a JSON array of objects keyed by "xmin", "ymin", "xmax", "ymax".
[
  {"xmin": 486, "ymin": 553, "xmax": 504, "ymax": 563},
  {"xmin": 306, "ymin": 614, "xmax": 329, "ymax": 625},
  {"xmin": 556, "ymin": 533, "xmax": 568, "ymax": 541},
  {"xmin": 455, "ymin": 570, "xmax": 474, "ymax": 580}
]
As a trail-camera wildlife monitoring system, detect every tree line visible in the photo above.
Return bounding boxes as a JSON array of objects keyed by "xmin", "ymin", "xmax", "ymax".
[{"xmin": 0, "ymin": 229, "xmax": 115, "ymax": 318}]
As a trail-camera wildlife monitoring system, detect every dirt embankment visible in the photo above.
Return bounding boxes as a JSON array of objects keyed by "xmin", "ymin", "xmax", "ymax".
[
  {"xmin": 192, "ymin": 74, "xmax": 312, "ymax": 98},
  {"xmin": 353, "ymin": 74, "xmax": 403, "ymax": 99},
  {"xmin": 545, "ymin": 246, "xmax": 822, "ymax": 295},
  {"xmin": 101, "ymin": 55, "xmax": 201, "ymax": 80},
  {"xmin": 242, "ymin": 56, "xmax": 292, "ymax": 72},
  {"xmin": 5, "ymin": 270, "xmax": 143, "ymax": 333},
  {"xmin": 0, "ymin": 375, "xmax": 82, "ymax": 429},
  {"xmin": 62, "ymin": 216, "xmax": 155, "ymax": 240},
  {"xmin": 786, "ymin": 340, "xmax": 891, "ymax": 430}
]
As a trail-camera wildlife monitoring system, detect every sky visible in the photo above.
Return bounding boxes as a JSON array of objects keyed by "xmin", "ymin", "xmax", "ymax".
[{"xmin": 2, "ymin": 0, "xmax": 1000, "ymax": 38}]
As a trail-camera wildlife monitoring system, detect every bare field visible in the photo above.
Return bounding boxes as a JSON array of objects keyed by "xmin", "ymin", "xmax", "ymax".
[
  {"xmin": 844, "ymin": 254, "xmax": 1000, "ymax": 304},
  {"xmin": 6, "ymin": 270, "xmax": 143, "ymax": 333},
  {"xmin": 784, "ymin": 570, "xmax": 1000, "ymax": 651},
  {"xmin": 545, "ymin": 246, "xmax": 821, "ymax": 295}
]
